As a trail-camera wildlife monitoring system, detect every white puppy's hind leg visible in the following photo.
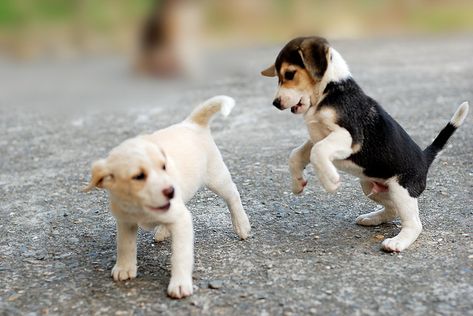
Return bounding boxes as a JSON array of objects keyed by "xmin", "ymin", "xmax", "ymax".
[
  {"xmin": 356, "ymin": 180, "xmax": 397, "ymax": 226},
  {"xmin": 381, "ymin": 182, "xmax": 422, "ymax": 252},
  {"xmin": 289, "ymin": 139, "xmax": 313, "ymax": 194},
  {"xmin": 154, "ymin": 225, "xmax": 171, "ymax": 242},
  {"xmin": 112, "ymin": 220, "xmax": 138, "ymax": 281},
  {"xmin": 206, "ymin": 158, "xmax": 251, "ymax": 240},
  {"xmin": 167, "ymin": 204, "xmax": 194, "ymax": 299}
]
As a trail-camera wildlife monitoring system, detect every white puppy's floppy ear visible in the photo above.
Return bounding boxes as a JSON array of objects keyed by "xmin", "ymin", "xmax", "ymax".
[
  {"xmin": 261, "ymin": 64, "xmax": 276, "ymax": 77},
  {"xmin": 83, "ymin": 159, "xmax": 113, "ymax": 192}
]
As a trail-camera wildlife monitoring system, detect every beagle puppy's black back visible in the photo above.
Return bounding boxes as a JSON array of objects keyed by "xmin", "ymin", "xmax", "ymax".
[{"xmin": 321, "ymin": 78, "xmax": 428, "ymax": 197}]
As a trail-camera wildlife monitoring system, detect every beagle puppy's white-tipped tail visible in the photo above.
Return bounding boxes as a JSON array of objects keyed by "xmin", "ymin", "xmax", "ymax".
[
  {"xmin": 187, "ymin": 95, "xmax": 235, "ymax": 127},
  {"xmin": 424, "ymin": 101, "xmax": 469, "ymax": 167},
  {"xmin": 451, "ymin": 101, "xmax": 469, "ymax": 128}
]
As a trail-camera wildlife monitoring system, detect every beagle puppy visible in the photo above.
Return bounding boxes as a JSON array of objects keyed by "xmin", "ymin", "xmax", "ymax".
[
  {"xmin": 261, "ymin": 36, "xmax": 469, "ymax": 252},
  {"xmin": 84, "ymin": 96, "xmax": 251, "ymax": 298}
]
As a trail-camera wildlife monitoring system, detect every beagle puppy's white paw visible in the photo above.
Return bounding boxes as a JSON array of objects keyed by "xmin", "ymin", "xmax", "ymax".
[
  {"xmin": 291, "ymin": 177, "xmax": 308, "ymax": 195},
  {"xmin": 111, "ymin": 263, "xmax": 137, "ymax": 281},
  {"xmin": 356, "ymin": 208, "xmax": 396, "ymax": 226},
  {"xmin": 167, "ymin": 276, "xmax": 193, "ymax": 299},
  {"xmin": 312, "ymin": 160, "xmax": 340, "ymax": 193}
]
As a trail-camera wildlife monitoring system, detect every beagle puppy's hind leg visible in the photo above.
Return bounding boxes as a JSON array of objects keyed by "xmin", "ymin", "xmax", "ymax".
[
  {"xmin": 289, "ymin": 139, "xmax": 313, "ymax": 194},
  {"xmin": 381, "ymin": 182, "xmax": 422, "ymax": 252},
  {"xmin": 356, "ymin": 180, "xmax": 397, "ymax": 226},
  {"xmin": 310, "ymin": 128, "xmax": 353, "ymax": 192}
]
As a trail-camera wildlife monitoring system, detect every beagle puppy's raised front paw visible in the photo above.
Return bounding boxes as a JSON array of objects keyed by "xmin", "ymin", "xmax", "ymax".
[{"xmin": 291, "ymin": 177, "xmax": 308, "ymax": 195}]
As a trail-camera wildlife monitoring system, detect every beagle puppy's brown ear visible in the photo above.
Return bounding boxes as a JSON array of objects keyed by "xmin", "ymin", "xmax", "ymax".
[
  {"xmin": 261, "ymin": 64, "xmax": 276, "ymax": 77},
  {"xmin": 298, "ymin": 37, "xmax": 330, "ymax": 79},
  {"xmin": 83, "ymin": 159, "xmax": 113, "ymax": 192}
]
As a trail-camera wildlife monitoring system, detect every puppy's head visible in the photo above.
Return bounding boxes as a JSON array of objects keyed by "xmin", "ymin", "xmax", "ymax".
[
  {"xmin": 84, "ymin": 137, "xmax": 176, "ymax": 213},
  {"xmin": 261, "ymin": 36, "xmax": 330, "ymax": 114}
]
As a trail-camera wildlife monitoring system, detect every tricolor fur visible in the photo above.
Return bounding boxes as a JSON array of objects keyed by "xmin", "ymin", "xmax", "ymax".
[{"xmin": 262, "ymin": 36, "xmax": 469, "ymax": 252}]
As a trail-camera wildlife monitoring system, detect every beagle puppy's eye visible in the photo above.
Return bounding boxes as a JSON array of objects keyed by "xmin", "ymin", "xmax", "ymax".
[
  {"xmin": 132, "ymin": 172, "xmax": 146, "ymax": 181},
  {"xmin": 284, "ymin": 71, "xmax": 296, "ymax": 81}
]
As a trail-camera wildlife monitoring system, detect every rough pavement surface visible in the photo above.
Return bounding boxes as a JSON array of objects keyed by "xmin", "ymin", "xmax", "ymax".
[{"xmin": 1, "ymin": 36, "xmax": 472, "ymax": 315}]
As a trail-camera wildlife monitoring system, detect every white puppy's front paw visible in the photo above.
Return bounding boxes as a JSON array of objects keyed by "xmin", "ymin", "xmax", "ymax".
[
  {"xmin": 292, "ymin": 177, "xmax": 308, "ymax": 195},
  {"xmin": 167, "ymin": 276, "xmax": 193, "ymax": 299},
  {"xmin": 111, "ymin": 263, "xmax": 137, "ymax": 281}
]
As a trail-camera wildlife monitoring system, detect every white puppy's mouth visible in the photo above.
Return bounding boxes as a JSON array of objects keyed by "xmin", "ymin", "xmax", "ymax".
[
  {"xmin": 146, "ymin": 202, "xmax": 171, "ymax": 212},
  {"xmin": 291, "ymin": 99, "xmax": 304, "ymax": 114}
]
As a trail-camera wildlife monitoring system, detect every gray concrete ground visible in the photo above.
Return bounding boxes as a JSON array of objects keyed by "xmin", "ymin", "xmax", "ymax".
[{"xmin": 1, "ymin": 36, "xmax": 472, "ymax": 316}]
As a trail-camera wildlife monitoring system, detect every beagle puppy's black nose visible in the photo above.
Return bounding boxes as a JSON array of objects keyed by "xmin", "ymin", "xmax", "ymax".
[
  {"xmin": 162, "ymin": 186, "xmax": 175, "ymax": 199},
  {"xmin": 273, "ymin": 98, "xmax": 282, "ymax": 110}
]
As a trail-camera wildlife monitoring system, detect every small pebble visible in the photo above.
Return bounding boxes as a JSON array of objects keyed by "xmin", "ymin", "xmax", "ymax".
[
  {"xmin": 375, "ymin": 234, "xmax": 384, "ymax": 240},
  {"xmin": 208, "ymin": 280, "xmax": 224, "ymax": 289}
]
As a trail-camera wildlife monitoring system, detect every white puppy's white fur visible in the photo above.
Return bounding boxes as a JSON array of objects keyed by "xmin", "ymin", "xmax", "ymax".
[{"xmin": 85, "ymin": 96, "xmax": 251, "ymax": 299}]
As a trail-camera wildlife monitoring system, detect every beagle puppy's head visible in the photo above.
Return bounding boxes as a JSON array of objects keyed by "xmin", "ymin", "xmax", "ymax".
[
  {"xmin": 84, "ymin": 137, "xmax": 176, "ymax": 213},
  {"xmin": 262, "ymin": 36, "xmax": 345, "ymax": 114}
]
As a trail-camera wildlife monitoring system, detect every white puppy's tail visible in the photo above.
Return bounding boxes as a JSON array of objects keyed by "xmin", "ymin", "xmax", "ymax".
[{"xmin": 187, "ymin": 95, "xmax": 235, "ymax": 127}]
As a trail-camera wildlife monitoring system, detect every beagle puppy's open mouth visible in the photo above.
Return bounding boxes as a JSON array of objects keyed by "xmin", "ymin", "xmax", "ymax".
[
  {"xmin": 262, "ymin": 36, "xmax": 469, "ymax": 253},
  {"xmin": 291, "ymin": 99, "xmax": 306, "ymax": 114}
]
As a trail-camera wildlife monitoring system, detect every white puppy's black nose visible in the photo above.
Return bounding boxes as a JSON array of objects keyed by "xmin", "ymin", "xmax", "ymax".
[{"xmin": 162, "ymin": 186, "xmax": 175, "ymax": 199}]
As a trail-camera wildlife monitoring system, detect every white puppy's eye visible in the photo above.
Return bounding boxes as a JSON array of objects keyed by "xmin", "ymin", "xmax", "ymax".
[
  {"xmin": 162, "ymin": 164, "xmax": 166, "ymax": 171},
  {"xmin": 132, "ymin": 172, "xmax": 146, "ymax": 181}
]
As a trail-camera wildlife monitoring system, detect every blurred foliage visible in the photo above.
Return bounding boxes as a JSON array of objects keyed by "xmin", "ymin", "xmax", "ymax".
[
  {"xmin": 0, "ymin": 0, "xmax": 151, "ymax": 28},
  {"xmin": 0, "ymin": 0, "xmax": 472, "ymax": 58}
]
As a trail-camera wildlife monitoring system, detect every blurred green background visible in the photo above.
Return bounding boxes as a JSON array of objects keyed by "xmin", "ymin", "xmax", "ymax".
[{"xmin": 1, "ymin": 0, "xmax": 472, "ymax": 58}]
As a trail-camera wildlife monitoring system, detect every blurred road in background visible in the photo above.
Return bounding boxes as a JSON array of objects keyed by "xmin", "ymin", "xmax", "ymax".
[{"xmin": 1, "ymin": 36, "xmax": 472, "ymax": 315}]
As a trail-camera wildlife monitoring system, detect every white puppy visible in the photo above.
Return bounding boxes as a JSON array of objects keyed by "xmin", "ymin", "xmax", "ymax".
[{"xmin": 84, "ymin": 96, "xmax": 251, "ymax": 299}]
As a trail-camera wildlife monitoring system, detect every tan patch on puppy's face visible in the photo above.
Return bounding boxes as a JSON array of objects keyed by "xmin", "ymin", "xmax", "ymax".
[
  {"xmin": 86, "ymin": 138, "xmax": 175, "ymax": 213},
  {"xmin": 272, "ymin": 62, "xmax": 318, "ymax": 114},
  {"xmin": 261, "ymin": 36, "xmax": 331, "ymax": 114}
]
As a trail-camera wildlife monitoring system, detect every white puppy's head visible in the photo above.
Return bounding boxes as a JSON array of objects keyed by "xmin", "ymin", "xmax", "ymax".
[{"xmin": 84, "ymin": 137, "xmax": 175, "ymax": 213}]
